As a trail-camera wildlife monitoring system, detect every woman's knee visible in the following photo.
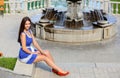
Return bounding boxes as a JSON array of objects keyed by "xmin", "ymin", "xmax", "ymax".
[
  {"xmin": 39, "ymin": 55, "xmax": 49, "ymax": 61},
  {"xmin": 34, "ymin": 55, "xmax": 45, "ymax": 62},
  {"xmin": 44, "ymin": 50, "xmax": 50, "ymax": 55}
]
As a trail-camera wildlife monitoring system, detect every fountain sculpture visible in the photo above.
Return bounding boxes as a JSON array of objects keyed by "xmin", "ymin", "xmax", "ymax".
[
  {"xmin": 35, "ymin": 0, "xmax": 117, "ymax": 43},
  {"xmin": 65, "ymin": 0, "xmax": 83, "ymax": 29}
]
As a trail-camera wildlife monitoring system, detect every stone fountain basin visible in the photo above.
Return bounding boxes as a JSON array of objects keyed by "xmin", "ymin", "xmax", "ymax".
[
  {"xmin": 35, "ymin": 15, "xmax": 117, "ymax": 43},
  {"xmin": 44, "ymin": 26, "xmax": 116, "ymax": 43},
  {"xmin": 45, "ymin": 27, "xmax": 102, "ymax": 42}
]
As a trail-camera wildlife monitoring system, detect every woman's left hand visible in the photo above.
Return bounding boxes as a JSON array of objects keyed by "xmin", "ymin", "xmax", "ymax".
[
  {"xmin": 40, "ymin": 50, "xmax": 47, "ymax": 56},
  {"xmin": 34, "ymin": 51, "xmax": 41, "ymax": 55},
  {"xmin": 41, "ymin": 52, "xmax": 46, "ymax": 56}
]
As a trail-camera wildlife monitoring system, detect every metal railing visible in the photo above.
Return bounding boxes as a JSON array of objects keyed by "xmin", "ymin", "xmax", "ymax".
[
  {"xmin": 110, "ymin": 1, "xmax": 120, "ymax": 15},
  {"xmin": 3, "ymin": 0, "xmax": 120, "ymax": 15},
  {"xmin": 4, "ymin": 0, "xmax": 46, "ymax": 14}
]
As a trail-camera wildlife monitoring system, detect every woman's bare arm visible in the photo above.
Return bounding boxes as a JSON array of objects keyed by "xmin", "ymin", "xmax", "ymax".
[{"xmin": 31, "ymin": 33, "xmax": 44, "ymax": 54}]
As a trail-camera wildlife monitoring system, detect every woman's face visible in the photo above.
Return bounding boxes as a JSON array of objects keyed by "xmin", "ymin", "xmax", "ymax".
[{"xmin": 24, "ymin": 20, "xmax": 31, "ymax": 31}]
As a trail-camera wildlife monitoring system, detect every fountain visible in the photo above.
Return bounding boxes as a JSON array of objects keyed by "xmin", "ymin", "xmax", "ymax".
[{"xmin": 35, "ymin": 0, "xmax": 117, "ymax": 43}]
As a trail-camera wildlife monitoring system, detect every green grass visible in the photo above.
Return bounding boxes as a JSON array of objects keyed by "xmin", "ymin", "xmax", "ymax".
[{"xmin": 0, "ymin": 57, "xmax": 17, "ymax": 70}]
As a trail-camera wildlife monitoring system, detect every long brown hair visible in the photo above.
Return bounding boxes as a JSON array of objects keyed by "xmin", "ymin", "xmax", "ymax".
[{"xmin": 17, "ymin": 16, "xmax": 32, "ymax": 43}]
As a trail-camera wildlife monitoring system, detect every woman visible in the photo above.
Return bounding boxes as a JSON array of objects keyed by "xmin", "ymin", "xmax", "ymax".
[{"xmin": 17, "ymin": 16, "xmax": 69, "ymax": 76}]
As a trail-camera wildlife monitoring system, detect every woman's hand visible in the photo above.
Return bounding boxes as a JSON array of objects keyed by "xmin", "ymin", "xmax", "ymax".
[
  {"xmin": 32, "ymin": 51, "xmax": 41, "ymax": 55},
  {"xmin": 40, "ymin": 50, "xmax": 46, "ymax": 56}
]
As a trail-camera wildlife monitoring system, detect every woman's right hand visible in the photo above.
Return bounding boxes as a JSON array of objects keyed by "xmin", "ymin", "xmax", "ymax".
[{"xmin": 32, "ymin": 51, "xmax": 41, "ymax": 55}]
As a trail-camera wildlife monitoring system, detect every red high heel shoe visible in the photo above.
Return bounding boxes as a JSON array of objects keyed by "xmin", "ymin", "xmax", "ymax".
[
  {"xmin": 52, "ymin": 69, "xmax": 58, "ymax": 74},
  {"xmin": 56, "ymin": 71, "xmax": 69, "ymax": 76}
]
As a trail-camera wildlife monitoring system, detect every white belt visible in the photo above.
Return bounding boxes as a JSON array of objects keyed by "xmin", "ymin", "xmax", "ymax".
[
  {"xmin": 26, "ymin": 46, "xmax": 35, "ymax": 52},
  {"xmin": 20, "ymin": 46, "xmax": 35, "ymax": 52}
]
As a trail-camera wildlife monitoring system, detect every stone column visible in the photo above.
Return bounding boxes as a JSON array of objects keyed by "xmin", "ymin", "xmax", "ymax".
[
  {"xmin": 9, "ymin": 0, "xmax": 15, "ymax": 13},
  {"xmin": 23, "ymin": 0, "xmax": 28, "ymax": 14},
  {"xmin": 41, "ymin": 26, "xmax": 46, "ymax": 40},
  {"xmin": 45, "ymin": 0, "xmax": 51, "ymax": 8},
  {"xmin": 36, "ymin": 23, "xmax": 46, "ymax": 39},
  {"xmin": 36, "ymin": 24, "xmax": 41, "ymax": 38},
  {"xmin": 48, "ymin": 0, "xmax": 51, "ymax": 7},
  {"xmin": 97, "ymin": 0, "xmax": 110, "ymax": 13},
  {"xmin": 104, "ymin": 0, "xmax": 110, "ymax": 13},
  {"xmin": 16, "ymin": 0, "xmax": 22, "ymax": 12},
  {"xmin": 39, "ymin": 0, "xmax": 44, "ymax": 8}
]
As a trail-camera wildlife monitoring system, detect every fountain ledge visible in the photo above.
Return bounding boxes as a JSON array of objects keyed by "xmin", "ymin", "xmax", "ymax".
[{"xmin": 35, "ymin": 22, "xmax": 117, "ymax": 43}]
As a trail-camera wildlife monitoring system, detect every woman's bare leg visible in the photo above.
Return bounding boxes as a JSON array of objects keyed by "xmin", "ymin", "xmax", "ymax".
[
  {"xmin": 43, "ymin": 50, "xmax": 54, "ymax": 63},
  {"xmin": 34, "ymin": 55, "xmax": 67, "ymax": 73}
]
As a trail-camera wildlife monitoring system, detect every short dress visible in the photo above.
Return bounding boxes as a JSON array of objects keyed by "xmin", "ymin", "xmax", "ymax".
[{"xmin": 18, "ymin": 31, "xmax": 37, "ymax": 64}]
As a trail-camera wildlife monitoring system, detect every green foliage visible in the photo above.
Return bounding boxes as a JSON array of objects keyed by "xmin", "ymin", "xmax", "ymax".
[
  {"xmin": 111, "ymin": 0, "xmax": 120, "ymax": 1},
  {"xmin": 110, "ymin": 0, "xmax": 120, "ymax": 14},
  {"xmin": 0, "ymin": 57, "xmax": 17, "ymax": 70}
]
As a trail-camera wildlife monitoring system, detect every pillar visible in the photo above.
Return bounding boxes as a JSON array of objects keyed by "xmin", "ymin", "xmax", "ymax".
[
  {"xmin": 23, "ymin": 0, "xmax": 28, "ymax": 14},
  {"xmin": 104, "ymin": 0, "xmax": 110, "ymax": 13},
  {"xmin": 97, "ymin": 0, "xmax": 110, "ymax": 13},
  {"xmin": 9, "ymin": 0, "xmax": 15, "ymax": 13},
  {"xmin": 45, "ymin": 0, "xmax": 51, "ymax": 8}
]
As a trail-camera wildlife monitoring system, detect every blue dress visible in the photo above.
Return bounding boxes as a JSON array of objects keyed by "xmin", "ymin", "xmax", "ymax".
[{"xmin": 18, "ymin": 32, "xmax": 37, "ymax": 64}]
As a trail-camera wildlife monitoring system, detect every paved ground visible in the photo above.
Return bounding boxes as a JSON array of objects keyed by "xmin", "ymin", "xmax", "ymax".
[
  {"xmin": 34, "ymin": 62, "xmax": 120, "ymax": 78},
  {"xmin": 0, "ymin": 14, "xmax": 120, "ymax": 78},
  {"xmin": 0, "ymin": 14, "xmax": 24, "ymax": 57}
]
